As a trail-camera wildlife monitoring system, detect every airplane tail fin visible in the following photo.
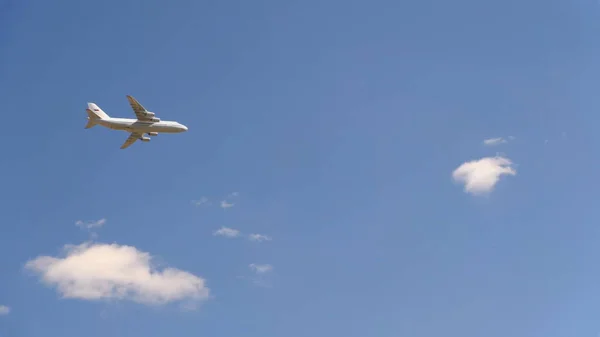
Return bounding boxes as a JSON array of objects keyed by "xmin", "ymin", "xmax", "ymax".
[
  {"xmin": 85, "ymin": 103, "xmax": 109, "ymax": 129},
  {"xmin": 84, "ymin": 116, "xmax": 97, "ymax": 129}
]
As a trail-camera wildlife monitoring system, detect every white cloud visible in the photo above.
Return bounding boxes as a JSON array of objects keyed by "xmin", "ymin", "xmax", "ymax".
[
  {"xmin": 242, "ymin": 262, "xmax": 274, "ymax": 287},
  {"xmin": 452, "ymin": 156, "xmax": 516, "ymax": 195},
  {"xmin": 24, "ymin": 242, "xmax": 210, "ymax": 306},
  {"xmin": 483, "ymin": 137, "xmax": 507, "ymax": 146},
  {"xmin": 249, "ymin": 264, "xmax": 273, "ymax": 274},
  {"xmin": 193, "ymin": 193, "xmax": 238, "ymax": 208},
  {"xmin": 75, "ymin": 218, "xmax": 106, "ymax": 229},
  {"xmin": 213, "ymin": 227, "xmax": 240, "ymax": 238},
  {"xmin": 220, "ymin": 192, "xmax": 239, "ymax": 209},
  {"xmin": 192, "ymin": 197, "xmax": 209, "ymax": 206},
  {"xmin": 0, "ymin": 305, "xmax": 10, "ymax": 315},
  {"xmin": 248, "ymin": 234, "xmax": 272, "ymax": 242}
]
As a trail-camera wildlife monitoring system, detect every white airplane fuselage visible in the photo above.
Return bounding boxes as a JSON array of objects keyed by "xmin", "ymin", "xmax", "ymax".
[{"xmin": 97, "ymin": 117, "xmax": 188, "ymax": 134}]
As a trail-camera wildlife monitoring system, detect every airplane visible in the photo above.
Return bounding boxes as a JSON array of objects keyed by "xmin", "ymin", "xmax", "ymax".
[{"xmin": 85, "ymin": 95, "xmax": 188, "ymax": 149}]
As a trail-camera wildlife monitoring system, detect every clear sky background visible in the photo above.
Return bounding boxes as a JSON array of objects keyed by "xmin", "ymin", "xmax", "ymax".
[{"xmin": 1, "ymin": 0, "xmax": 600, "ymax": 336}]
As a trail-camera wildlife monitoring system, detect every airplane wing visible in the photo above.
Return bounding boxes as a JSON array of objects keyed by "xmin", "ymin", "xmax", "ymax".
[
  {"xmin": 126, "ymin": 95, "xmax": 157, "ymax": 121},
  {"xmin": 120, "ymin": 132, "xmax": 142, "ymax": 149}
]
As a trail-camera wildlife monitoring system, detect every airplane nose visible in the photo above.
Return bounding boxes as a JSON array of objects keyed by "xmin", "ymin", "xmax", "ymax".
[{"xmin": 182, "ymin": 125, "xmax": 188, "ymax": 131}]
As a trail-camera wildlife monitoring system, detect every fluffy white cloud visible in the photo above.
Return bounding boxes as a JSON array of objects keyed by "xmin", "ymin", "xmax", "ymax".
[
  {"xmin": 248, "ymin": 234, "xmax": 272, "ymax": 242},
  {"xmin": 75, "ymin": 218, "xmax": 106, "ymax": 229},
  {"xmin": 213, "ymin": 227, "xmax": 240, "ymax": 238},
  {"xmin": 452, "ymin": 156, "xmax": 516, "ymax": 195},
  {"xmin": 24, "ymin": 242, "xmax": 209, "ymax": 306},
  {"xmin": 0, "ymin": 305, "xmax": 10, "ymax": 315},
  {"xmin": 249, "ymin": 264, "xmax": 273, "ymax": 274}
]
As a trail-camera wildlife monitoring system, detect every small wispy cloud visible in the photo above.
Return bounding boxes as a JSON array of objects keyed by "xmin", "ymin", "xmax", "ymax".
[
  {"xmin": 249, "ymin": 263, "xmax": 273, "ymax": 274},
  {"xmin": 75, "ymin": 218, "xmax": 106, "ymax": 229},
  {"xmin": 192, "ymin": 192, "xmax": 239, "ymax": 209},
  {"xmin": 248, "ymin": 234, "xmax": 272, "ymax": 242},
  {"xmin": 452, "ymin": 156, "xmax": 516, "ymax": 195},
  {"xmin": 220, "ymin": 192, "xmax": 239, "ymax": 209},
  {"xmin": 212, "ymin": 228, "xmax": 273, "ymax": 242},
  {"xmin": 213, "ymin": 227, "xmax": 241, "ymax": 238},
  {"xmin": 483, "ymin": 137, "xmax": 512, "ymax": 146},
  {"xmin": 0, "ymin": 305, "xmax": 10, "ymax": 315},
  {"xmin": 240, "ymin": 263, "xmax": 274, "ymax": 287},
  {"xmin": 192, "ymin": 197, "xmax": 210, "ymax": 206}
]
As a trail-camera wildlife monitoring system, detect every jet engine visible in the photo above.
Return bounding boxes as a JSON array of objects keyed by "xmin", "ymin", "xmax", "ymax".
[
  {"xmin": 147, "ymin": 132, "xmax": 158, "ymax": 136},
  {"xmin": 142, "ymin": 111, "xmax": 155, "ymax": 118},
  {"xmin": 140, "ymin": 136, "xmax": 151, "ymax": 142},
  {"xmin": 150, "ymin": 117, "xmax": 161, "ymax": 122}
]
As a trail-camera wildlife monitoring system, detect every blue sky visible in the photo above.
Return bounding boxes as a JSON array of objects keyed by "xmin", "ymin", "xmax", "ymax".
[{"xmin": 2, "ymin": 0, "xmax": 600, "ymax": 336}]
